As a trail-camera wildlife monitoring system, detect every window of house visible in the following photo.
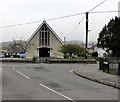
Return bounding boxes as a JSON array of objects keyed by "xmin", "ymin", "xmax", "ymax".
[{"xmin": 40, "ymin": 25, "xmax": 50, "ymax": 46}]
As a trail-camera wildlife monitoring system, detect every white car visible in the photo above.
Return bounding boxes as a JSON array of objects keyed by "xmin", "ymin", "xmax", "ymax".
[{"xmin": 0, "ymin": 53, "xmax": 5, "ymax": 58}]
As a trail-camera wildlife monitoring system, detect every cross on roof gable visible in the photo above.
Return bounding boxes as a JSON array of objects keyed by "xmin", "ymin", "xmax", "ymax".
[{"xmin": 27, "ymin": 20, "xmax": 64, "ymax": 45}]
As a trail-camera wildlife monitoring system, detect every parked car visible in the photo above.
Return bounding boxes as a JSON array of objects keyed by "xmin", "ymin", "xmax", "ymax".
[
  {"xmin": 0, "ymin": 53, "xmax": 5, "ymax": 58},
  {"xmin": 19, "ymin": 52, "xmax": 26, "ymax": 58},
  {"xmin": 13, "ymin": 55, "xmax": 20, "ymax": 58}
]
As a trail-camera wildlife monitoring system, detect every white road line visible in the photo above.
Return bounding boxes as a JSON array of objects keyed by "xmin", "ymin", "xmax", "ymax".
[
  {"xmin": 16, "ymin": 70, "xmax": 30, "ymax": 79},
  {"xmin": 39, "ymin": 83, "xmax": 76, "ymax": 102},
  {"xmin": 13, "ymin": 66, "xmax": 17, "ymax": 70}
]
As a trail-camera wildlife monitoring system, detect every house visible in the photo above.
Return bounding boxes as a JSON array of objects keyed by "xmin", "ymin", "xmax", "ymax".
[
  {"xmin": 26, "ymin": 20, "xmax": 64, "ymax": 58},
  {"xmin": 85, "ymin": 43, "xmax": 107, "ymax": 57},
  {"xmin": 97, "ymin": 48, "xmax": 107, "ymax": 57}
]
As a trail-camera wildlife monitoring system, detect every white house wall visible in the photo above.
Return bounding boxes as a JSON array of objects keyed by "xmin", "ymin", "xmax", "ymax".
[
  {"xmin": 26, "ymin": 31, "xmax": 39, "ymax": 58},
  {"xmin": 50, "ymin": 32, "xmax": 63, "ymax": 58},
  {"xmin": 97, "ymin": 48, "xmax": 107, "ymax": 57}
]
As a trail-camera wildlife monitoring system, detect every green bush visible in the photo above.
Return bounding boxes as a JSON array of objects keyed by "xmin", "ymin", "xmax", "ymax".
[{"xmin": 92, "ymin": 51, "xmax": 98, "ymax": 57}]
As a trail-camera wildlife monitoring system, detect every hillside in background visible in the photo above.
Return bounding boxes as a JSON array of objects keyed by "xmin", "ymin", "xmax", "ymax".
[
  {"xmin": 0, "ymin": 41, "xmax": 12, "ymax": 47},
  {"xmin": 0, "ymin": 41, "xmax": 12, "ymax": 50},
  {"xmin": 65, "ymin": 40, "xmax": 83, "ymax": 44},
  {"xmin": 0, "ymin": 40, "xmax": 26, "ymax": 50},
  {"xmin": 0, "ymin": 40, "xmax": 96, "ymax": 50}
]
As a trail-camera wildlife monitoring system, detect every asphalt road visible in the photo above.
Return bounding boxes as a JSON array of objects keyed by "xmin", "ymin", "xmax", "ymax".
[{"xmin": 2, "ymin": 63, "xmax": 118, "ymax": 101}]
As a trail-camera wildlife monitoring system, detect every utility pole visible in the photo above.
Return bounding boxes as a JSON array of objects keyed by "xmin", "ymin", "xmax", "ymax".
[{"xmin": 85, "ymin": 12, "xmax": 89, "ymax": 59}]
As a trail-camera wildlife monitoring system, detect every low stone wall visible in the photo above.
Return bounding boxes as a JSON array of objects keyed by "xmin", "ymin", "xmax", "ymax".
[
  {"xmin": 0, "ymin": 58, "xmax": 97, "ymax": 64},
  {"xmin": 0, "ymin": 58, "xmax": 32, "ymax": 63},
  {"xmin": 49, "ymin": 59, "xmax": 97, "ymax": 64}
]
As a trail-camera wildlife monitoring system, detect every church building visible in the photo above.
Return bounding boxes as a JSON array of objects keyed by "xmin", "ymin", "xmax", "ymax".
[{"xmin": 26, "ymin": 20, "xmax": 64, "ymax": 58}]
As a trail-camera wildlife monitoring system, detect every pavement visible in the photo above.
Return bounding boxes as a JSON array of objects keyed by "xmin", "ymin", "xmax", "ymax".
[{"xmin": 73, "ymin": 63, "xmax": 120, "ymax": 89}]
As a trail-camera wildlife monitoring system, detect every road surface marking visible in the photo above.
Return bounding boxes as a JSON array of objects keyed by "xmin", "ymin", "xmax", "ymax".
[
  {"xmin": 16, "ymin": 70, "xmax": 30, "ymax": 79},
  {"xmin": 39, "ymin": 83, "xmax": 76, "ymax": 102},
  {"xmin": 13, "ymin": 66, "xmax": 17, "ymax": 70},
  {"xmin": 69, "ymin": 69, "xmax": 75, "ymax": 73}
]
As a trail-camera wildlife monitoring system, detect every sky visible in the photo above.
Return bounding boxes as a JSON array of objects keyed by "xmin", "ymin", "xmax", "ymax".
[{"xmin": 0, "ymin": 0, "xmax": 119, "ymax": 43}]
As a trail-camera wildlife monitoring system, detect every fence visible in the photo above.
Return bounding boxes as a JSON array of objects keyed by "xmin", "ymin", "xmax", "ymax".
[
  {"xmin": 99, "ymin": 58, "xmax": 120, "ymax": 75},
  {"xmin": 35, "ymin": 57, "xmax": 50, "ymax": 63}
]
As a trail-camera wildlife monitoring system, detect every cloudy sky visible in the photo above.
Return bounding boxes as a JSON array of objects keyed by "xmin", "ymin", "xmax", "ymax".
[{"xmin": 0, "ymin": 0, "xmax": 119, "ymax": 43}]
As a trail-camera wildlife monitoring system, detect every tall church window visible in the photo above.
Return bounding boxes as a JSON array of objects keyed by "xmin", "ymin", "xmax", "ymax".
[{"xmin": 40, "ymin": 25, "xmax": 50, "ymax": 46}]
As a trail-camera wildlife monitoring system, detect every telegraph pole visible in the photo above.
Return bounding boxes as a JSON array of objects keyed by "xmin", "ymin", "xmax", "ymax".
[{"xmin": 85, "ymin": 12, "xmax": 89, "ymax": 59}]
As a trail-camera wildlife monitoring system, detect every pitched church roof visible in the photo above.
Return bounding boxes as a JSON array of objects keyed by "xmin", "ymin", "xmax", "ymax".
[{"xmin": 27, "ymin": 20, "xmax": 64, "ymax": 45}]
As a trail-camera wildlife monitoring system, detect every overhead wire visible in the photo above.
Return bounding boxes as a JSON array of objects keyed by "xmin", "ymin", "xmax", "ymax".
[
  {"xmin": 65, "ymin": 10, "xmax": 119, "ymax": 37},
  {"xmin": 0, "ymin": 20, "xmax": 43, "ymax": 28},
  {"xmin": 90, "ymin": 10, "xmax": 120, "ymax": 14},
  {"xmin": 65, "ymin": 16, "xmax": 85, "ymax": 38},
  {"xmin": 66, "ymin": 0, "xmax": 108, "ymax": 39},
  {"xmin": 88, "ymin": 0, "xmax": 107, "ymax": 12},
  {"xmin": 70, "ymin": 16, "xmax": 85, "ymax": 34},
  {"xmin": 0, "ymin": 12, "xmax": 85, "ymax": 28},
  {"xmin": 1, "ymin": 10, "xmax": 118, "ymax": 29},
  {"xmin": 0, "ymin": 0, "xmax": 119, "ymax": 31}
]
